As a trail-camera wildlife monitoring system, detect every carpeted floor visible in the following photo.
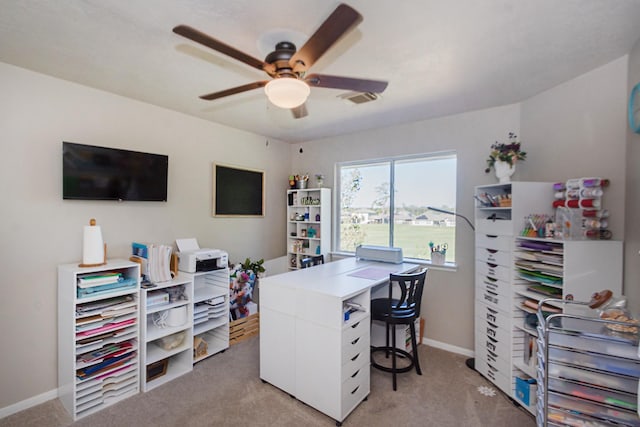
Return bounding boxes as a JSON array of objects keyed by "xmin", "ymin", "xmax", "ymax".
[{"xmin": 1, "ymin": 337, "xmax": 535, "ymax": 427}]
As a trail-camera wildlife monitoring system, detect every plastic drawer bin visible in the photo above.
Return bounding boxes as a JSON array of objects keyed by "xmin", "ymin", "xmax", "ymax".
[
  {"xmin": 547, "ymin": 377, "xmax": 637, "ymax": 411},
  {"xmin": 548, "ymin": 391, "xmax": 640, "ymax": 427},
  {"xmin": 548, "ymin": 346, "xmax": 640, "ymax": 377},
  {"xmin": 548, "ymin": 362, "xmax": 638, "ymax": 394}
]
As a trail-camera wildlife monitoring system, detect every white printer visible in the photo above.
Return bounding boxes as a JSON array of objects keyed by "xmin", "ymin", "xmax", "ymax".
[{"xmin": 176, "ymin": 238, "xmax": 228, "ymax": 273}]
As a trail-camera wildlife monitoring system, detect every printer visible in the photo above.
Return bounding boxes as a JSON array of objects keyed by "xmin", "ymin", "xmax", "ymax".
[
  {"xmin": 178, "ymin": 248, "xmax": 228, "ymax": 273},
  {"xmin": 175, "ymin": 238, "xmax": 228, "ymax": 273}
]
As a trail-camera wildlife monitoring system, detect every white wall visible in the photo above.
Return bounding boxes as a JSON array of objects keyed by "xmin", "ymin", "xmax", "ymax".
[
  {"xmin": 0, "ymin": 62, "xmax": 291, "ymax": 409},
  {"xmin": 625, "ymin": 41, "xmax": 640, "ymax": 310},
  {"xmin": 292, "ymin": 55, "xmax": 630, "ymax": 352},
  {"xmin": 520, "ymin": 56, "xmax": 628, "ymax": 240}
]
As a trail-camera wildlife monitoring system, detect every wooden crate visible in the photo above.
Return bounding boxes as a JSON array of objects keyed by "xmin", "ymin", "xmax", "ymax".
[{"xmin": 229, "ymin": 312, "xmax": 260, "ymax": 345}]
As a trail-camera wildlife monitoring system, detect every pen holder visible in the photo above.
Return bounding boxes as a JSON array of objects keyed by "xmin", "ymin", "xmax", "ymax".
[{"xmin": 431, "ymin": 251, "xmax": 446, "ymax": 265}]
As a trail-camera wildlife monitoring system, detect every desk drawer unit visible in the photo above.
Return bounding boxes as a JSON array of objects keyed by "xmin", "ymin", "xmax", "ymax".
[
  {"xmin": 476, "ymin": 260, "xmax": 510, "ymax": 282},
  {"xmin": 476, "ymin": 246, "xmax": 511, "ymax": 266},
  {"xmin": 476, "ymin": 233, "xmax": 512, "ymax": 252},
  {"xmin": 476, "ymin": 276, "xmax": 511, "ymax": 313},
  {"xmin": 475, "ymin": 356, "xmax": 511, "ymax": 393},
  {"xmin": 340, "ymin": 316, "xmax": 370, "ymax": 421}
]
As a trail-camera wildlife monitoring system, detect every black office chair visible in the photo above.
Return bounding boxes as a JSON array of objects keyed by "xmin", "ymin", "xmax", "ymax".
[
  {"xmin": 300, "ymin": 254, "xmax": 324, "ymax": 268},
  {"xmin": 370, "ymin": 269, "xmax": 427, "ymax": 390}
]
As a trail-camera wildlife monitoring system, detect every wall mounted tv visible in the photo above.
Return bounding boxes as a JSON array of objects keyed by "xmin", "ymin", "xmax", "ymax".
[{"xmin": 63, "ymin": 142, "xmax": 168, "ymax": 201}]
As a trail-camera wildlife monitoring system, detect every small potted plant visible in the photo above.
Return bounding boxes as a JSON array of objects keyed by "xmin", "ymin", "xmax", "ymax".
[{"xmin": 485, "ymin": 132, "xmax": 526, "ymax": 183}]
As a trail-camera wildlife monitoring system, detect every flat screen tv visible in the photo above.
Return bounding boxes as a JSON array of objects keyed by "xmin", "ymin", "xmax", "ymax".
[{"xmin": 63, "ymin": 142, "xmax": 168, "ymax": 201}]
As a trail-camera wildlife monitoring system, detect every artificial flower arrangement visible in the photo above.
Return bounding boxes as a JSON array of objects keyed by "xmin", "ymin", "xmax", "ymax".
[
  {"xmin": 229, "ymin": 258, "xmax": 265, "ymax": 320},
  {"xmin": 484, "ymin": 132, "xmax": 527, "ymax": 173}
]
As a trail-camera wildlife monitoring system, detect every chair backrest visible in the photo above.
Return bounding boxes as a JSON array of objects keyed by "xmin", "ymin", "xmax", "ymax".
[
  {"xmin": 300, "ymin": 255, "xmax": 324, "ymax": 269},
  {"xmin": 388, "ymin": 269, "xmax": 428, "ymax": 317}
]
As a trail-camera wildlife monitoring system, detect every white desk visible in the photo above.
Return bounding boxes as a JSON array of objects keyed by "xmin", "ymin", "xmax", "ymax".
[{"xmin": 259, "ymin": 257, "xmax": 419, "ymax": 425}]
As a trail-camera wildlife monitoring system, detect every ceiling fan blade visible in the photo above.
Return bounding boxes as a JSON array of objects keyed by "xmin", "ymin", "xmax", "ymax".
[
  {"xmin": 290, "ymin": 4, "xmax": 362, "ymax": 73},
  {"xmin": 291, "ymin": 103, "xmax": 308, "ymax": 119},
  {"xmin": 305, "ymin": 74, "xmax": 388, "ymax": 93},
  {"xmin": 200, "ymin": 81, "xmax": 268, "ymax": 101},
  {"xmin": 173, "ymin": 25, "xmax": 274, "ymax": 74}
]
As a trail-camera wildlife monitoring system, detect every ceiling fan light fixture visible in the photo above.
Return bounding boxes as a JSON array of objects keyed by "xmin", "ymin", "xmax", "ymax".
[{"xmin": 264, "ymin": 78, "xmax": 310, "ymax": 109}]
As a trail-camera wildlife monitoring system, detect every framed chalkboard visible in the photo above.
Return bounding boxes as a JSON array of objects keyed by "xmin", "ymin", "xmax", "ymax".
[{"xmin": 213, "ymin": 163, "xmax": 265, "ymax": 217}]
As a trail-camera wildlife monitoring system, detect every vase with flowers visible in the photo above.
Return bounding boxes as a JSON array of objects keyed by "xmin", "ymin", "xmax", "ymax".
[{"xmin": 484, "ymin": 132, "xmax": 526, "ymax": 183}]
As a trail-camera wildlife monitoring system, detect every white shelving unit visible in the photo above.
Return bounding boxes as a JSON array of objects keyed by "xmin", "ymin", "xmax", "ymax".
[
  {"xmin": 185, "ymin": 268, "xmax": 230, "ymax": 363},
  {"xmin": 474, "ymin": 182, "xmax": 624, "ymax": 416},
  {"xmin": 140, "ymin": 277, "xmax": 193, "ymax": 392},
  {"xmin": 58, "ymin": 259, "xmax": 140, "ymax": 421},
  {"xmin": 475, "ymin": 182, "xmax": 554, "ymax": 400},
  {"xmin": 512, "ymin": 236, "xmax": 622, "ymax": 413},
  {"xmin": 287, "ymin": 187, "xmax": 331, "ymax": 270}
]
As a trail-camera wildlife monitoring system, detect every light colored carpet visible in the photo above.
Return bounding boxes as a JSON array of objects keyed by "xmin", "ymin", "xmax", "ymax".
[{"xmin": 1, "ymin": 337, "xmax": 535, "ymax": 427}]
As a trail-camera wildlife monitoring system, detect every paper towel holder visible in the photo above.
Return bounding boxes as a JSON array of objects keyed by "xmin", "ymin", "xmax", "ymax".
[{"xmin": 78, "ymin": 218, "xmax": 108, "ymax": 267}]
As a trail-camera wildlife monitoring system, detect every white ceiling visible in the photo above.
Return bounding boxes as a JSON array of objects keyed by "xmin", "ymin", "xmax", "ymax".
[{"xmin": 2, "ymin": 0, "xmax": 640, "ymax": 143}]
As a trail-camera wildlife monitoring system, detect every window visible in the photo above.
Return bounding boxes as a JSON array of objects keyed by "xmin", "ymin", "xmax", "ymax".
[{"xmin": 336, "ymin": 152, "xmax": 457, "ymax": 263}]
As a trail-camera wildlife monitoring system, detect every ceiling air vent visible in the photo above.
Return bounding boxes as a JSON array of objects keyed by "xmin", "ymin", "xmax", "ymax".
[{"xmin": 339, "ymin": 91, "xmax": 380, "ymax": 104}]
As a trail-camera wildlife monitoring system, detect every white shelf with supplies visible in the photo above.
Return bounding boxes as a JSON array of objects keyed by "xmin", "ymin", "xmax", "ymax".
[
  {"xmin": 474, "ymin": 182, "xmax": 554, "ymax": 402},
  {"xmin": 287, "ymin": 187, "xmax": 331, "ymax": 270},
  {"xmin": 58, "ymin": 259, "xmax": 141, "ymax": 421},
  {"xmin": 474, "ymin": 181, "xmax": 624, "ymax": 416},
  {"xmin": 140, "ymin": 277, "xmax": 193, "ymax": 392},
  {"xmin": 184, "ymin": 268, "xmax": 230, "ymax": 363},
  {"xmin": 511, "ymin": 236, "xmax": 622, "ymax": 414}
]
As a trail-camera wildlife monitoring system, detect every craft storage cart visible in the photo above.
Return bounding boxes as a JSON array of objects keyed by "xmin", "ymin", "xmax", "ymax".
[
  {"xmin": 536, "ymin": 299, "xmax": 640, "ymax": 426},
  {"xmin": 58, "ymin": 260, "xmax": 140, "ymax": 420}
]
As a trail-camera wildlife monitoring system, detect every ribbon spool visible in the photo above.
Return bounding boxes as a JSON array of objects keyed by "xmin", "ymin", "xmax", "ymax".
[{"xmin": 79, "ymin": 218, "xmax": 107, "ymax": 267}]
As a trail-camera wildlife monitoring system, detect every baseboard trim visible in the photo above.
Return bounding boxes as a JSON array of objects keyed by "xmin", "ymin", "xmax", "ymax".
[
  {"xmin": 422, "ymin": 337, "xmax": 475, "ymax": 358},
  {"xmin": 0, "ymin": 388, "xmax": 58, "ymax": 419}
]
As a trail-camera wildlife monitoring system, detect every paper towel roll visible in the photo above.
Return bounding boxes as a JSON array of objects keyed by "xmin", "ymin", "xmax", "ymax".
[{"xmin": 82, "ymin": 220, "xmax": 104, "ymax": 265}]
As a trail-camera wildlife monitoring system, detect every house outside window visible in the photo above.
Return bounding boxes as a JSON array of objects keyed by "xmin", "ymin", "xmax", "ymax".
[{"xmin": 336, "ymin": 152, "xmax": 457, "ymax": 263}]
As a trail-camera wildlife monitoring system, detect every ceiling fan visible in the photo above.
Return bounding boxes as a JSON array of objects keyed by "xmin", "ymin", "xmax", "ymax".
[{"xmin": 172, "ymin": 3, "xmax": 388, "ymax": 119}]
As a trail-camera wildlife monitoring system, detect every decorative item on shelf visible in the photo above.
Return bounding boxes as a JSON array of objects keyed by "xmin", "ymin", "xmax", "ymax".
[
  {"xmin": 484, "ymin": 132, "xmax": 526, "ymax": 184},
  {"xmin": 229, "ymin": 258, "xmax": 264, "ymax": 320},
  {"xmin": 315, "ymin": 213, "xmax": 321, "ymax": 221},
  {"xmin": 307, "ymin": 227, "xmax": 316, "ymax": 238},
  {"xmin": 520, "ymin": 213, "xmax": 554, "ymax": 238},
  {"xmin": 295, "ymin": 173, "xmax": 309, "ymax": 189},
  {"xmin": 429, "ymin": 241, "xmax": 447, "ymax": 265},
  {"xmin": 80, "ymin": 218, "xmax": 107, "ymax": 267},
  {"xmin": 193, "ymin": 336, "xmax": 208, "ymax": 359},
  {"xmin": 300, "ymin": 229, "xmax": 307, "ymax": 237},
  {"xmin": 315, "ymin": 174, "xmax": 325, "ymax": 187},
  {"xmin": 288, "ymin": 175, "xmax": 296, "ymax": 189}
]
